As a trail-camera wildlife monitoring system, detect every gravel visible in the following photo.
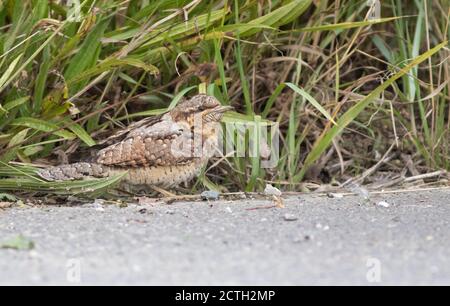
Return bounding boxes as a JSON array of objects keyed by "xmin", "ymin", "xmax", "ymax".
[{"xmin": 0, "ymin": 188, "xmax": 449, "ymax": 285}]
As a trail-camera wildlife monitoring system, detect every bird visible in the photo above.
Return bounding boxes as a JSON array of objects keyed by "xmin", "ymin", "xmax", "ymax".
[{"xmin": 37, "ymin": 94, "xmax": 233, "ymax": 192}]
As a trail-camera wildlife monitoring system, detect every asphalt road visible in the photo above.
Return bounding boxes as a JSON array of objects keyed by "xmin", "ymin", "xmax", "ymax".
[{"xmin": 0, "ymin": 188, "xmax": 449, "ymax": 285}]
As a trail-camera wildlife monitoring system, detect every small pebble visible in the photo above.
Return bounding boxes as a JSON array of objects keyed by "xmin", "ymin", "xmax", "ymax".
[
  {"xmin": 201, "ymin": 190, "xmax": 220, "ymax": 201},
  {"xmin": 316, "ymin": 223, "xmax": 330, "ymax": 231},
  {"xmin": 92, "ymin": 199, "xmax": 105, "ymax": 211},
  {"xmin": 377, "ymin": 201, "xmax": 390, "ymax": 208},
  {"xmin": 293, "ymin": 235, "xmax": 311, "ymax": 243},
  {"xmin": 264, "ymin": 184, "xmax": 282, "ymax": 196},
  {"xmin": 94, "ymin": 199, "xmax": 104, "ymax": 205},
  {"xmin": 327, "ymin": 193, "xmax": 344, "ymax": 199},
  {"xmin": 283, "ymin": 213, "xmax": 298, "ymax": 221}
]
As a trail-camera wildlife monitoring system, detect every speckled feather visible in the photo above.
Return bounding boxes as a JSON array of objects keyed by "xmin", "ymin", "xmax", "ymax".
[{"xmin": 96, "ymin": 119, "xmax": 193, "ymax": 167}]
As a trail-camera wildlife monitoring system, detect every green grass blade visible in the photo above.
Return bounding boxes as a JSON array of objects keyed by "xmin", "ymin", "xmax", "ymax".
[
  {"xmin": 285, "ymin": 82, "xmax": 336, "ymax": 124},
  {"xmin": 295, "ymin": 16, "xmax": 402, "ymax": 32},
  {"xmin": 9, "ymin": 117, "xmax": 75, "ymax": 140},
  {"xmin": 64, "ymin": 119, "xmax": 96, "ymax": 147}
]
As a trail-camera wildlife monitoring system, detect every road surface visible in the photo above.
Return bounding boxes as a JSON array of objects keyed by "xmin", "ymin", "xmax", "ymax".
[{"xmin": 0, "ymin": 189, "xmax": 449, "ymax": 285}]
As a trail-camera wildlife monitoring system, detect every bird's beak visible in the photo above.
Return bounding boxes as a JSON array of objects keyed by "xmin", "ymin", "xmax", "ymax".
[
  {"xmin": 202, "ymin": 105, "xmax": 234, "ymax": 122},
  {"xmin": 214, "ymin": 105, "xmax": 234, "ymax": 113}
]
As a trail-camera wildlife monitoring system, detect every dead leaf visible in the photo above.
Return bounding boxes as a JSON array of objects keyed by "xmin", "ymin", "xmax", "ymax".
[
  {"xmin": 0, "ymin": 235, "xmax": 35, "ymax": 250},
  {"xmin": 273, "ymin": 195, "xmax": 285, "ymax": 208},
  {"xmin": 0, "ymin": 202, "xmax": 12, "ymax": 209}
]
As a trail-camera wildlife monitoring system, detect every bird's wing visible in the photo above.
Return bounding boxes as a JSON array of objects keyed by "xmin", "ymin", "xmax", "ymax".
[
  {"xmin": 97, "ymin": 115, "xmax": 164, "ymax": 146},
  {"xmin": 95, "ymin": 120, "xmax": 195, "ymax": 167}
]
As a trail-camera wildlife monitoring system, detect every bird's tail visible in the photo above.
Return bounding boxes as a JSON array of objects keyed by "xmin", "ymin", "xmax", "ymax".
[{"xmin": 37, "ymin": 162, "xmax": 109, "ymax": 181}]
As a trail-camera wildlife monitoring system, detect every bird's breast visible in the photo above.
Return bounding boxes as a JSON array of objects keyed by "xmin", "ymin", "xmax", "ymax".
[{"xmin": 110, "ymin": 159, "xmax": 204, "ymax": 189}]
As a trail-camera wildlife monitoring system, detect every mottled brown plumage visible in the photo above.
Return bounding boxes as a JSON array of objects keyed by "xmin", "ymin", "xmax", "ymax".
[{"xmin": 38, "ymin": 94, "xmax": 232, "ymax": 189}]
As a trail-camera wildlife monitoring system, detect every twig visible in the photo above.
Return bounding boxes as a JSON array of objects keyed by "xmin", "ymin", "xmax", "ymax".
[
  {"xmin": 401, "ymin": 154, "xmax": 420, "ymax": 176},
  {"xmin": 404, "ymin": 170, "xmax": 447, "ymax": 182},
  {"xmin": 354, "ymin": 142, "xmax": 396, "ymax": 183},
  {"xmin": 246, "ymin": 205, "xmax": 277, "ymax": 211}
]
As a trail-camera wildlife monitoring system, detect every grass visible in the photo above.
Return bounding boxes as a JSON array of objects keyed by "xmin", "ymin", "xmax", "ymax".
[{"xmin": 0, "ymin": 0, "xmax": 448, "ymax": 196}]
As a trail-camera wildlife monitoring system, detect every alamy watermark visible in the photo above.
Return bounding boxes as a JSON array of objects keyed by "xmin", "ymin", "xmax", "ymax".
[
  {"xmin": 169, "ymin": 114, "xmax": 280, "ymax": 169},
  {"xmin": 366, "ymin": 0, "xmax": 381, "ymax": 20},
  {"xmin": 66, "ymin": 0, "xmax": 83, "ymax": 22},
  {"xmin": 366, "ymin": 257, "xmax": 382, "ymax": 283},
  {"xmin": 221, "ymin": 119, "xmax": 280, "ymax": 168},
  {"xmin": 66, "ymin": 258, "xmax": 82, "ymax": 284}
]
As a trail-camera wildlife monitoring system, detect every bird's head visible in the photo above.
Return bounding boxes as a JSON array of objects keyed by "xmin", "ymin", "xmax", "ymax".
[{"xmin": 170, "ymin": 94, "xmax": 233, "ymax": 124}]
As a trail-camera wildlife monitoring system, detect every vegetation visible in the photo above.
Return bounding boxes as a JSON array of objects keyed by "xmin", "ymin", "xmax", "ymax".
[{"xmin": 0, "ymin": 0, "xmax": 448, "ymax": 196}]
